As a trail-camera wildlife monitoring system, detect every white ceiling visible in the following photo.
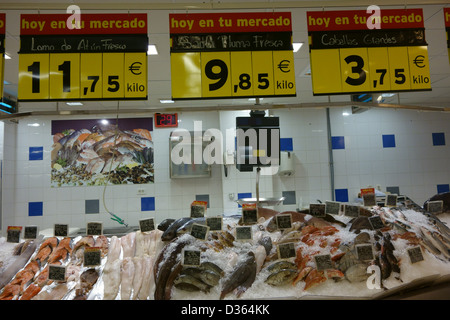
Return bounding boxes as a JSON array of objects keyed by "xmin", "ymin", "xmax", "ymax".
[{"xmin": 0, "ymin": 0, "xmax": 449, "ymax": 114}]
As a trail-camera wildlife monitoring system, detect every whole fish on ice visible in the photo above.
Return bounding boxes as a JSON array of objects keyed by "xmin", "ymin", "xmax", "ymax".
[{"xmin": 220, "ymin": 251, "xmax": 256, "ymax": 300}]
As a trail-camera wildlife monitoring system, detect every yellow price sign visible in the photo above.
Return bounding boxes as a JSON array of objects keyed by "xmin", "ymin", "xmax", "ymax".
[
  {"xmin": 171, "ymin": 50, "xmax": 295, "ymax": 99},
  {"xmin": 310, "ymin": 49, "xmax": 341, "ymax": 94},
  {"xmin": 273, "ymin": 50, "xmax": 296, "ymax": 96},
  {"xmin": 18, "ymin": 13, "xmax": 148, "ymax": 101},
  {"xmin": 49, "ymin": 53, "xmax": 80, "ymax": 100},
  {"xmin": 19, "ymin": 52, "xmax": 148, "ymax": 101},
  {"xmin": 230, "ymin": 51, "xmax": 253, "ymax": 97},
  {"xmin": 201, "ymin": 51, "xmax": 232, "ymax": 98},
  {"xmin": 367, "ymin": 47, "xmax": 391, "ymax": 91},
  {"xmin": 124, "ymin": 52, "xmax": 147, "ymax": 99},
  {"xmin": 102, "ymin": 53, "xmax": 124, "ymax": 99},
  {"xmin": 408, "ymin": 46, "xmax": 430, "ymax": 90},
  {"xmin": 169, "ymin": 12, "xmax": 296, "ymax": 100},
  {"xmin": 387, "ymin": 47, "xmax": 411, "ymax": 91},
  {"xmin": 170, "ymin": 52, "xmax": 201, "ymax": 99},
  {"xmin": 310, "ymin": 46, "xmax": 430, "ymax": 95},
  {"xmin": 307, "ymin": 9, "xmax": 431, "ymax": 95},
  {"xmin": 18, "ymin": 53, "xmax": 50, "ymax": 100},
  {"xmin": 251, "ymin": 51, "xmax": 274, "ymax": 96},
  {"xmin": 80, "ymin": 53, "xmax": 102, "ymax": 99},
  {"xmin": 340, "ymin": 48, "xmax": 370, "ymax": 93}
]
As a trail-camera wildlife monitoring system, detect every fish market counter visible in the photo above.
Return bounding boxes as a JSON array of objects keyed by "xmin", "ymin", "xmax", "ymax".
[{"xmin": 0, "ymin": 207, "xmax": 450, "ymax": 300}]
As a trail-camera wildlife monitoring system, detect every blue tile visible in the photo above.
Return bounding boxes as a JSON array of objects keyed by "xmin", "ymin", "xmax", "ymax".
[
  {"xmin": 432, "ymin": 132, "xmax": 446, "ymax": 146},
  {"xmin": 141, "ymin": 197, "xmax": 155, "ymax": 211},
  {"xmin": 237, "ymin": 192, "xmax": 252, "ymax": 208},
  {"xmin": 437, "ymin": 184, "xmax": 450, "ymax": 194},
  {"xmin": 335, "ymin": 189, "xmax": 349, "ymax": 202},
  {"xmin": 331, "ymin": 136, "xmax": 345, "ymax": 150},
  {"xmin": 29, "ymin": 146, "xmax": 44, "ymax": 161},
  {"xmin": 280, "ymin": 138, "xmax": 293, "ymax": 151},
  {"xmin": 382, "ymin": 134, "xmax": 396, "ymax": 148},
  {"xmin": 28, "ymin": 202, "xmax": 43, "ymax": 216}
]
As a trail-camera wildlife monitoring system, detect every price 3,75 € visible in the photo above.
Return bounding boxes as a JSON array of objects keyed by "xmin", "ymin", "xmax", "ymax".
[
  {"xmin": 310, "ymin": 46, "xmax": 431, "ymax": 95},
  {"xmin": 18, "ymin": 52, "xmax": 147, "ymax": 101},
  {"xmin": 171, "ymin": 50, "xmax": 296, "ymax": 99}
]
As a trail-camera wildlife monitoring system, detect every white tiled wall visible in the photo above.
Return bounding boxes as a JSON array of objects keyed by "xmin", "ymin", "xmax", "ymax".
[
  {"xmin": 328, "ymin": 107, "xmax": 450, "ymax": 206},
  {"xmin": 1, "ymin": 107, "xmax": 450, "ymax": 235},
  {"xmin": 272, "ymin": 108, "xmax": 331, "ymax": 212}
]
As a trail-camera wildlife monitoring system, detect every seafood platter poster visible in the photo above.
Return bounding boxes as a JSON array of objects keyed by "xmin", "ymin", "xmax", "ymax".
[{"xmin": 51, "ymin": 118, "xmax": 153, "ymax": 187}]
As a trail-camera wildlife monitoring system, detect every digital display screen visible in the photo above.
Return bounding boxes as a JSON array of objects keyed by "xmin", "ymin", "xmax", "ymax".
[{"xmin": 155, "ymin": 113, "xmax": 178, "ymax": 127}]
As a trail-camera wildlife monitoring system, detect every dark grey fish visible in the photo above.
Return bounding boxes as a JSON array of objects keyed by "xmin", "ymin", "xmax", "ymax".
[
  {"xmin": 157, "ymin": 219, "xmax": 176, "ymax": 232},
  {"xmin": 220, "ymin": 252, "xmax": 256, "ymax": 300},
  {"xmin": 200, "ymin": 262, "xmax": 224, "ymax": 277},
  {"xmin": 154, "ymin": 236, "xmax": 194, "ymax": 300},
  {"xmin": 424, "ymin": 213, "xmax": 450, "ymax": 238},
  {"xmin": 181, "ymin": 268, "xmax": 221, "ymax": 287},
  {"xmin": 173, "ymin": 281, "xmax": 202, "ymax": 292},
  {"xmin": 161, "ymin": 217, "xmax": 192, "ymax": 241},
  {"xmin": 266, "ymin": 260, "xmax": 296, "ymax": 273},
  {"xmin": 257, "ymin": 236, "xmax": 273, "ymax": 255},
  {"xmin": 174, "ymin": 275, "xmax": 210, "ymax": 293},
  {"xmin": 349, "ymin": 216, "xmax": 373, "ymax": 234},
  {"xmin": 377, "ymin": 252, "xmax": 391, "ymax": 280},
  {"xmin": 176, "ymin": 217, "xmax": 206, "ymax": 235},
  {"xmin": 265, "ymin": 269, "xmax": 298, "ymax": 286},
  {"xmin": 323, "ymin": 213, "xmax": 347, "ymax": 228}
]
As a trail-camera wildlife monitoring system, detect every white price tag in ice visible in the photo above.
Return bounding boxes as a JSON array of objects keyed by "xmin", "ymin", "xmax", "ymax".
[
  {"xmin": 139, "ymin": 218, "xmax": 155, "ymax": 233},
  {"xmin": 54, "ymin": 224, "xmax": 69, "ymax": 237},
  {"xmin": 182, "ymin": 249, "xmax": 201, "ymax": 267},
  {"xmin": 344, "ymin": 205, "xmax": 360, "ymax": 218},
  {"xmin": 407, "ymin": 246, "xmax": 424, "ymax": 264},
  {"xmin": 277, "ymin": 242, "xmax": 296, "ymax": 259},
  {"xmin": 190, "ymin": 223, "xmax": 209, "ymax": 240},
  {"xmin": 314, "ymin": 254, "xmax": 333, "ymax": 271},
  {"xmin": 235, "ymin": 226, "xmax": 252, "ymax": 241},
  {"xmin": 48, "ymin": 264, "xmax": 66, "ymax": 282},
  {"xmin": 276, "ymin": 213, "xmax": 292, "ymax": 230},
  {"xmin": 385, "ymin": 194, "xmax": 398, "ymax": 207},
  {"xmin": 310, "ymin": 204, "xmax": 326, "ymax": 217},
  {"xmin": 427, "ymin": 200, "xmax": 443, "ymax": 214},
  {"xmin": 87, "ymin": 222, "xmax": 103, "ymax": 236},
  {"xmin": 24, "ymin": 226, "xmax": 38, "ymax": 240},
  {"xmin": 325, "ymin": 201, "xmax": 341, "ymax": 215},
  {"xmin": 206, "ymin": 217, "xmax": 223, "ymax": 231}
]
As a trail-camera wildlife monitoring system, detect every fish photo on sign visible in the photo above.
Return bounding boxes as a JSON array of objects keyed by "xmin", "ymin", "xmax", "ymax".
[{"xmin": 50, "ymin": 118, "xmax": 154, "ymax": 187}]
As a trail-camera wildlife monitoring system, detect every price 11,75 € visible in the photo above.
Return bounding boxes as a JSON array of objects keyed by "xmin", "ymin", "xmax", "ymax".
[{"xmin": 18, "ymin": 52, "xmax": 147, "ymax": 101}]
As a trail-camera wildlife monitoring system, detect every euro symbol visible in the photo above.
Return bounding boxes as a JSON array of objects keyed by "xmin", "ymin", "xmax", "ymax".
[
  {"xmin": 129, "ymin": 62, "xmax": 142, "ymax": 75},
  {"xmin": 277, "ymin": 60, "xmax": 290, "ymax": 73},
  {"xmin": 413, "ymin": 55, "xmax": 425, "ymax": 68}
]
